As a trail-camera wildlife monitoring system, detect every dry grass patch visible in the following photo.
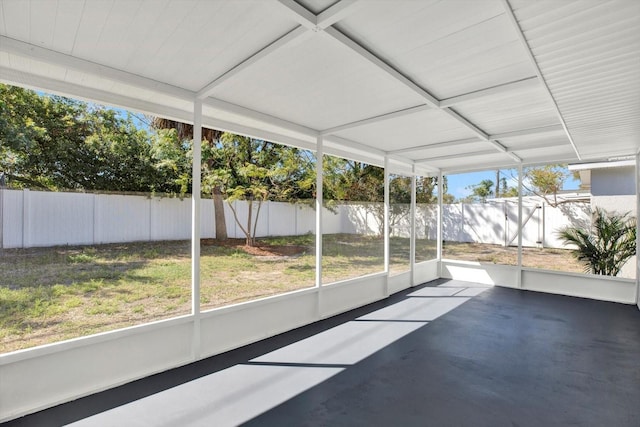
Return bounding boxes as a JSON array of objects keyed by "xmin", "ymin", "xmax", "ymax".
[{"xmin": 1, "ymin": 236, "xmax": 583, "ymax": 353}]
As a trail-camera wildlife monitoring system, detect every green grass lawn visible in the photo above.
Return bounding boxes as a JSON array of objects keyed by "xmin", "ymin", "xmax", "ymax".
[{"xmin": 0, "ymin": 235, "xmax": 580, "ymax": 353}]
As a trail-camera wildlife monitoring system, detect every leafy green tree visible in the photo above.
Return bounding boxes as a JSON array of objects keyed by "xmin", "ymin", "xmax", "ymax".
[
  {"xmin": 523, "ymin": 164, "xmax": 571, "ymax": 207},
  {"xmin": 203, "ymin": 133, "xmax": 315, "ymax": 246},
  {"xmin": 558, "ymin": 208, "xmax": 636, "ymax": 276},
  {"xmin": 150, "ymin": 117, "xmax": 229, "ymax": 239},
  {"xmin": 465, "ymin": 179, "xmax": 494, "ymax": 203},
  {"xmin": 0, "ymin": 84, "xmax": 174, "ymax": 193}
]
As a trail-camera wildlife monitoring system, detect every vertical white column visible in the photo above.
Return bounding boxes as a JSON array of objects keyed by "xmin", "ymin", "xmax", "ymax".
[
  {"xmin": 636, "ymin": 151, "xmax": 640, "ymax": 309},
  {"xmin": 316, "ymin": 136, "xmax": 324, "ymax": 317},
  {"xmin": 383, "ymin": 157, "xmax": 390, "ymax": 296},
  {"xmin": 437, "ymin": 171, "xmax": 443, "ymax": 264},
  {"xmin": 410, "ymin": 166, "xmax": 416, "ymax": 286},
  {"xmin": 517, "ymin": 163, "xmax": 524, "ymax": 288},
  {"xmin": 192, "ymin": 100, "xmax": 202, "ymax": 358}
]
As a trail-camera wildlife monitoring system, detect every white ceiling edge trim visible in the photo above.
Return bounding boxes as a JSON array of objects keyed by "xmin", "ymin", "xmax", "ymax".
[
  {"xmin": 501, "ymin": 0, "xmax": 582, "ymax": 161},
  {"xmin": 203, "ymin": 97, "xmax": 319, "ymax": 140},
  {"xmin": 0, "ymin": 35, "xmax": 193, "ymax": 102},
  {"xmin": 0, "ymin": 67, "xmax": 195, "ymax": 125}
]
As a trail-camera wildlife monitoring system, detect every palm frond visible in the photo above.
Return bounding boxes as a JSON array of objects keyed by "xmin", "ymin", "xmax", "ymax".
[{"xmin": 557, "ymin": 208, "xmax": 636, "ymax": 276}]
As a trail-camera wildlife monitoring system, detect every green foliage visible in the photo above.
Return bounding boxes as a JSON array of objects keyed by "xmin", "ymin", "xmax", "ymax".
[
  {"xmin": 322, "ymin": 156, "xmax": 383, "ymax": 202},
  {"xmin": 200, "ymin": 133, "xmax": 316, "ymax": 245},
  {"xmin": 0, "ymin": 84, "xmax": 184, "ymax": 193},
  {"xmin": 558, "ymin": 208, "xmax": 636, "ymax": 276},
  {"xmin": 465, "ymin": 179, "xmax": 494, "ymax": 203},
  {"xmin": 523, "ymin": 164, "xmax": 570, "ymax": 206}
]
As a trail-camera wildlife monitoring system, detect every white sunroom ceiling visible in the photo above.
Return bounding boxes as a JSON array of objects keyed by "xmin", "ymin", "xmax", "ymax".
[{"xmin": 0, "ymin": 0, "xmax": 639, "ymax": 174}]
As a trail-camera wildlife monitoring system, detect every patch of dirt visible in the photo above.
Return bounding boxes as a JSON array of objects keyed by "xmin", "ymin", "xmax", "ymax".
[{"xmin": 201, "ymin": 239, "xmax": 308, "ymax": 257}]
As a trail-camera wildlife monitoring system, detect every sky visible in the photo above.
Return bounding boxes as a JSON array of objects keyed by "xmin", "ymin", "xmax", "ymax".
[{"xmin": 446, "ymin": 169, "xmax": 580, "ymax": 200}]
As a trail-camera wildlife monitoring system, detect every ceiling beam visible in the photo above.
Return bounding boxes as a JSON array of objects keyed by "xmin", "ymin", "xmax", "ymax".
[
  {"xmin": 324, "ymin": 135, "xmax": 387, "ymax": 158},
  {"xmin": 489, "ymin": 124, "xmax": 564, "ymax": 140},
  {"xmin": 501, "ymin": 0, "xmax": 581, "ymax": 160},
  {"xmin": 415, "ymin": 149, "xmax": 498, "ymax": 163},
  {"xmin": 317, "ymin": 0, "xmax": 363, "ymax": 29},
  {"xmin": 197, "ymin": 26, "xmax": 308, "ymax": 99},
  {"xmin": 0, "ymin": 66, "xmax": 195, "ymax": 124},
  {"xmin": 204, "ymin": 97, "xmax": 319, "ymax": 139},
  {"xmin": 507, "ymin": 140, "xmax": 570, "ymax": 152},
  {"xmin": 323, "ymin": 27, "xmax": 440, "ymax": 108},
  {"xmin": 321, "ymin": 104, "xmax": 431, "ymax": 135},
  {"xmin": 440, "ymin": 108, "xmax": 489, "ymax": 140},
  {"xmin": 0, "ymin": 36, "xmax": 193, "ymax": 102},
  {"xmin": 439, "ymin": 76, "xmax": 539, "ymax": 108},
  {"xmin": 387, "ymin": 138, "xmax": 481, "ymax": 155},
  {"xmin": 276, "ymin": 0, "xmax": 318, "ymax": 29}
]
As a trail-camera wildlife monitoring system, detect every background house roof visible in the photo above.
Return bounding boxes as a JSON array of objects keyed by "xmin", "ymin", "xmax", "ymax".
[{"xmin": 1, "ymin": 0, "xmax": 638, "ymax": 175}]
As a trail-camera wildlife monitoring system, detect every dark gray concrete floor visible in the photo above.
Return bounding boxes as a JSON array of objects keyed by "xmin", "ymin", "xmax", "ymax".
[{"xmin": 5, "ymin": 280, "xmax": 640, "ymax": 427}]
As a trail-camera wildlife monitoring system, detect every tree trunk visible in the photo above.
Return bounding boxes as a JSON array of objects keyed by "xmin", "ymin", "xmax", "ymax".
[
  {"xmin": 246, "ymin": 197, "xmax": 253, "ymax": 246},
  {"xmin": 213, "ymin": 186, "xmax": 227, "ymax": 240}
]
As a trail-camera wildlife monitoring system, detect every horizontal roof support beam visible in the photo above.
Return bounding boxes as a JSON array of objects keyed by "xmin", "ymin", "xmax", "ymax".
[
  {"xmin": 387, "ymin": 138, "xmax": 481, "ymax": 155},
  {"xmin": 276, "ymin": 0, "xmax": 318, "ymax": 29},
  {"xmin": 440, "ymin": 107, "xmax": 489, "ymax": 140},
  {"xmin": 489, "ymin": 124, "xmax": 565, "ymax": 140},
  {"xmin": 204, "ymin": 97, "xmax": 319, "ymax": 139},
  {"xmin": 321, "ymin": 104, "xmax": 431, "ymax": 135},
  {"xmin": 317, "ymin": 0, "xmax": 363, "ymax": 29},
  {"xmin": 439, "ymin": 76, "xmax": 539, "ymax": 108},
  {"xmin": 197, "ymin": 26, "xmax": 308, "ymax": 99},
  {"xmin": 0, "ymin": 66, "xmax": 195, "ymax": 124},
  {"xmin": 0, "ymin": 36, "xmax": 193, "ymax": 102},
  {"xmin": 324, "ymin": 27, "xmax": 440, "ymax": 108},
  {"xmin": 508, "ymin": 140, "xmax": 571, "ymax": 152},
  {"xmin": 324, "ymin": 135, "xmax": 387, "ymax": 158},
  {"xmin": 415, "ymin": 149, "xmax": 497, "ymax": 163}
]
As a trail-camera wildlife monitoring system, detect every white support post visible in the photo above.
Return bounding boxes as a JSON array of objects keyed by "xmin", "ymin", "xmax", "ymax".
[
  {"xmin": 517, "ymin": 163, "xmax": 524, "ymax": 288},
  {"xmin": 636, "ymin": 151, "xmax": 640, "ymax": 309},
  {"xmin": 383, "ymin": 157, "xmax": 390, "ymax": 296},
  {"xmin": 191, "ymin": 99, "xmax": 202, "ymax": 358},
  {"xmin": 410, "ymin": 166, "xmax": 417, "ymax": 286},
  {"xmin": 437, "ymin": 171, "xmax": 444, "ymax": 269},
  {"xmin": 316, "ymin": 136, "xmax": 324, "ymax": 315}
]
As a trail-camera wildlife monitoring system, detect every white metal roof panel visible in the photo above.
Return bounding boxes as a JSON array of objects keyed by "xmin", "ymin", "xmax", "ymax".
[
  {"xmin": 510, "ymin": 0, "xmax": 640, "ymax": 160},
  {"xmin": 451, "ymin": 86, "xmax": 560, "ymax": 135},
  {"xmin": 337, "ymin": 0, "xmax": 534, "ymax": 99},
  {"xmin": 1, "ymin": 0, "xmax": 638, "ymax": 173},
  {"xmin": 330, "ymin": 108, "xmax": 477, "ymax": 153},
  {"xmin": 208, "ymin": 32, "xmax": 425, "ymax": 131},
  {"xmin": 425, "ymin": 152, "xmax": 513, "ymax": 172}
]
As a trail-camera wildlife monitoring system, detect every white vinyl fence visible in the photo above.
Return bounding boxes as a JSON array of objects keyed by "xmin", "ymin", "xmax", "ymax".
[{"xmin": 0, "ymin": 189, "xmax": 589, "ymax": 249}]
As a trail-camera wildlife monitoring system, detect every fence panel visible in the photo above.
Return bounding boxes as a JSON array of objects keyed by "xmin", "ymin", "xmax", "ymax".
[
  {"xmin": 0, "ymin": 190, "xmax": 593, "ymax": 249},
  {"xmin": 27, "ymin": 190, "xmax": 94, "ymax": 247},
  {"xmin": 2, "ymin": 190, "xmax": 24, "ymax": 248},
  {"xmin": 94, "ymin": 194, "xmax": 150, "ymax": 244}
]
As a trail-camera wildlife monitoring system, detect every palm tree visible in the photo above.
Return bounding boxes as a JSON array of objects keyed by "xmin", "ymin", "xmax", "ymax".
[
  {"xmin": 151, "ymin": 118, "xmax": 228, "ymax": 240},
  {"xmin": 558, "ymin": 208, "xmax": 636, "ymax": 276}
]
